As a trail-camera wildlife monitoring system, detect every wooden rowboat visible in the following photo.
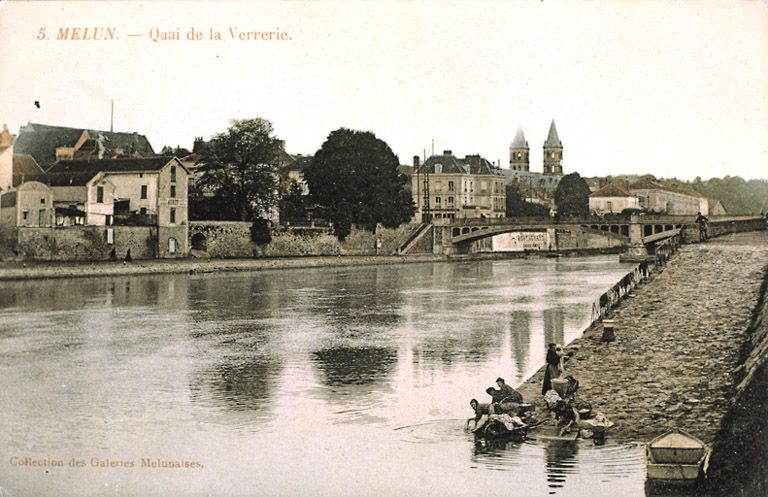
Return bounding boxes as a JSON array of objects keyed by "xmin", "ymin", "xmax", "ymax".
[{"xmin": 646, "ymin": 429, "xmax": 711, "ymax": 488}]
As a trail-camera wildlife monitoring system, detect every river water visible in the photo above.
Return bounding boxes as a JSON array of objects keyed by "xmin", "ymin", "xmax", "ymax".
[{"xmin": 0, "ymin": 256, "xmax": 648, "ymax": 497}]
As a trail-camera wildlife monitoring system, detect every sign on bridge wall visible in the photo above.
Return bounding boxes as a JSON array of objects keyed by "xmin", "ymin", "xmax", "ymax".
[{"xmin": 491, "ymin": 230, "xmax": 552, "ymax": 252}]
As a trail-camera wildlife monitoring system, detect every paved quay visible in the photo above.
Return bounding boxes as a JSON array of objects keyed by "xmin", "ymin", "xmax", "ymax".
[{"xmin": 517, "ymin": 230, "xmax": 768, "ymax": 444}]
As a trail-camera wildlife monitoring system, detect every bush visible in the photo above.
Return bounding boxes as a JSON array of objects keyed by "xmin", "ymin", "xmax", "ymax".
[{"xmin": 250, "ymin": 218, "xmax": 272, "ymax": 245}]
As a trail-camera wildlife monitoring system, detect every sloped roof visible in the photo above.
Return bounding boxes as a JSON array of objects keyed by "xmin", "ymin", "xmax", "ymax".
[
  {"xmin": 46, "ymin": 157, "xmax": 179, "ymax": 186},
  {"xmin": 462, "ymin": 154, "xmax": 500, "ymax": 175},
  {"xmin": 417, "ymin": 153, "xmax": 500, "ymax": 176},
  {"xmin": 511, "ymin": 128, "xmax": 528, "ymax": 149},
  {"xmin": 590, "ymin": 182, "xmax": 634, "ymax": 198},
  {"xmin": 289, "ymin": 155, "xmax": 313, "ymax": 172},
  {"xmin": 629, "ymin": 178, "xmax": 666, "ymax": 191},
  {"xmin": 13, "ymin": 122, "xmax": 156, "ymax": 170},
  {"xmin": 417, "ymin": 154, "xmax": 467, "ymax": 174},
  {"xmin": 0, "ymin": 190, "xmax": 16, "ymax": 208},
  {"xmin": 544, "ymin": 120, "xmax": 562, "ymax": 148},
  {"xmin": 629, "ymin": 178, "xmax": 705, "ymax": 199},
  {"xmin": 12, "ymin": 154, "xmax": 47, "ymax": 186}
]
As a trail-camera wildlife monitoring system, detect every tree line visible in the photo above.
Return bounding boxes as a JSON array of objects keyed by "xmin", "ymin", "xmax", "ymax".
[{"xmin": 189, "ymin": 118, "xmax": 415, "ymax": 241}]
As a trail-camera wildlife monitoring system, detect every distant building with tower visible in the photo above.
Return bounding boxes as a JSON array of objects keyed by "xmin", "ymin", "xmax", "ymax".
[{"xmin": 504, "ymin": 120, "xmax": 565, "ymax": 193}]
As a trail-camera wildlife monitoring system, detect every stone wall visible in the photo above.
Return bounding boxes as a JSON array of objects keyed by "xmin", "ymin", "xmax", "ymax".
[
  {"xmin": 189, "ymin": 221, "xmax": 422, "ymax": 258},
  {"xmin": 16, "ymin": 226, "xmax": 155, "ymax": 261},
  {"xmin": 189, "ymin": 221, "xmax": 253, "ymax": 258}
]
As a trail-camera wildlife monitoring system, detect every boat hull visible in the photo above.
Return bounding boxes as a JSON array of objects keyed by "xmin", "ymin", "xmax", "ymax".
[{"xmin": 646, "ymin": 446, "xmax": 711, "ymax": 487}]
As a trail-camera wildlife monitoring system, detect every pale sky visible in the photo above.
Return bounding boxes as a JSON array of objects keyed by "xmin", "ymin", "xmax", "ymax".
[{"xmin": 1, "ymin": 0, "xmax": 767, "ymax": 180}]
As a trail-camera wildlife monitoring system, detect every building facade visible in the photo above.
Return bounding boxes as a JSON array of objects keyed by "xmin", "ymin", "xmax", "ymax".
[
  {"xmin": 589, "ymin": 182, "xmax": 641, "ymax": 214},
  {"xmin": 629, "ymin": 179, "xmax": 706, "ymax": 215},
  {"xmin": 45, "ymin": 157, "xmax": 190, "ymax": 256},
  {"xmin": 412, "ymin": 151, "xmax": 505, "ymax": 222}
]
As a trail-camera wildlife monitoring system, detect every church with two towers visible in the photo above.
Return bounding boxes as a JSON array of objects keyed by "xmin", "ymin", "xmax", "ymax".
[{"xmin": 505, "ymin": 119, "xmax": 565, "ymax": 193}]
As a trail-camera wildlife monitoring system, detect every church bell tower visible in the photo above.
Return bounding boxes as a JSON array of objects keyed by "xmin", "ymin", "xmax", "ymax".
[
  {"xmin": 542, "ymin": 120, "xmax": 563, "ymax": 175},
  {"xmin": 509, "ymin": 127, "xmax": 529, "ymax": 171}
]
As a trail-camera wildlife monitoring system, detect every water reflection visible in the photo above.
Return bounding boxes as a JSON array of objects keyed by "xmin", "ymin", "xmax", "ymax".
[
  {"xmin": 545, "ymin": 440, "xmax": 579, "ymax": 493},
  {"xmin": 190, "ymin": 357, "xmax": 283, "ymax": 414},
  {"xmin": 0, "ymin": 274, "xmax": 188, "ymax": 310},
  {"xmin": 544, "ymin": 307, "xmax": 566, "ymax": 347},
  {"xmin": 509, "ymin": 310, "xmax": 532, "ymax": 375},
  {"xmin": 312, "ymin": 346, "xmax": 397, "ymax": 387}
]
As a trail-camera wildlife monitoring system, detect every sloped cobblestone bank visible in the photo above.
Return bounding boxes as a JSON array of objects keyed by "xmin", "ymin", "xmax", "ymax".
[
  {"xmin": 705, "ymin": 253, "xmax": 768, "ymax": 497},
  {"xmin": 517, "ymin": 231, "xmax": 768, "ymax": 448}
]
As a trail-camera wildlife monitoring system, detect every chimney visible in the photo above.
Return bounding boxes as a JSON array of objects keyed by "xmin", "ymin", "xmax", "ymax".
[{"xmin": 443, "ymin": 150, "xmax": 452, "ymax": 156}]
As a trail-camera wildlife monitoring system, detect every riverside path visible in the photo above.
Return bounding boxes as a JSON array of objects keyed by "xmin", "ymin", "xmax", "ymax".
[{"xmin": 517, "ymin": 230, "xmax": 768, "ymax": 444}]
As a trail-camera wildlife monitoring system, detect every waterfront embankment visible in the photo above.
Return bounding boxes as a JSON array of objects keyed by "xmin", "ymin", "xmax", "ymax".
[
  {"xmin": 0, "ymin": 253, "xmax": 450, "ymax": 281},
  {"xmin": 516, "ymin": 230, "xmax": 768, "ymax": 447}
]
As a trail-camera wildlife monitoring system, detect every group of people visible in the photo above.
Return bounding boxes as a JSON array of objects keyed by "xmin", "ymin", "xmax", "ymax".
[
  {"xmin": 466, "ymin": 377, "xmax": 525, "ymax": 433},
  {"xmin": 464, "ymin": 344, "xmax": 611, "ymax": 439}
]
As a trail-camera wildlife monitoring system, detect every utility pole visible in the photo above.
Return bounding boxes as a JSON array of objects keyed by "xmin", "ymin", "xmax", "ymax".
[
  {"xmin": 422, "ymin": 167, "xmax": 431, "ymax": 223},
  {"xmin": 110, "ymin": 99, "xmax": 114, "ymax": 132}
]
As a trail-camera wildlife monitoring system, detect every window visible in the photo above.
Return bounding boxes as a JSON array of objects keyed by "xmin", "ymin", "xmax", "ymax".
[
  {"xmin": 170, "ymin": 208, "xmax": 176, "ymax": 224},
  {"xmin": 22, "ymin": 210, "xmax": 29, "ymax": 221},
  {"xmin": 447, "ymin": 196, "xmax": 454, "ymax": 205},
  {"xmin": 435, "ymin": 196, "xmax": 441, "ymax": 205},
  {"xmin": 141, "ymin": 185, "xmax": 147, "ymax": 199},
  {"xmin": 168, "ymin": 237, "xmax": 177, "ymax": 253},
  {"xmin": 96, "ymin": 186, "xmax": 104, "ymax": 203},
  {"xmin": 170, "ymin": 166, "xmax": 177, "ymax": 183},
  {"xmin": 607, "ymin": 201, "xmax": 613, "ymax": 212},
  {"xmin": 448, "ymin": 181, "xmax": 455, "ymax": 192},
  {"xmin": 105, "ymin": 215, "xmax": 112, "ymax": 226},
  {"xmin": 40, "ymin": 198, "xmax": 46, "ymax": 204},
  {"xmin": 140, "ymin": 207, "xmax": 147, "ymax": 216},
  {"xmin": 170, "ymin": 185, "xmax": 176, "ymax": 198}
]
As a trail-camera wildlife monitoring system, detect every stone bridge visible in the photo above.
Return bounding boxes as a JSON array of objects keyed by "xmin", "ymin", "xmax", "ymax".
[{"xmin": 400, "ymin": 215, "xmax": 766, "ymax": 257}]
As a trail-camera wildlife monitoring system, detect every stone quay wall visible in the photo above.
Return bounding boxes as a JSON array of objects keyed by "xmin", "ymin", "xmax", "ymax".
[
  {"xmin": 189, "ymin": 221, "xmax": 419, "ymax": 258},
  {"xmin": 516, "ymin": 231, "xmax": 768, "ymax": 448},
  {"xmin": 15, "ymin": 226, "xmax": 156, "ymax": 261}
]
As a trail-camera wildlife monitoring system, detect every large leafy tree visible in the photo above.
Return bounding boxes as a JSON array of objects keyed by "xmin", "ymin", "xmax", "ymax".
[
  {"xmin": 554, "ymin": 172, "xmax": 591, "ymax": 217},
  {"xmin": 196, "ymin": 118, "xmax": 282, "ymax": 221},
  {"xmin": 505, "ymin": 184, "xmax": 550, "ymax": 217},
  {"xmin": 304, "ymin": 128, "xmax": 414, "ymax": 240}
]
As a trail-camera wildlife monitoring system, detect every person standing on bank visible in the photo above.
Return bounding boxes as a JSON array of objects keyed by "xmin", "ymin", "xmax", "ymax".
[{"xmin": 542, "ymin": 343, "xmax": 562, "ymax": 395}]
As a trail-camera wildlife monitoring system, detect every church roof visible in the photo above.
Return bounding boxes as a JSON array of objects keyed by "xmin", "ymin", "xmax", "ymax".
[
  {"xmin": 13, "ymin": 122, "xmax": 155, "ymax": 170},
  {"xmin": 510, "ymin": 128, "xmax": 528, "ymax": 149},
  {"xmin": 544, "ymin": 120, "xmax": 562, "ymax": 148}
]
